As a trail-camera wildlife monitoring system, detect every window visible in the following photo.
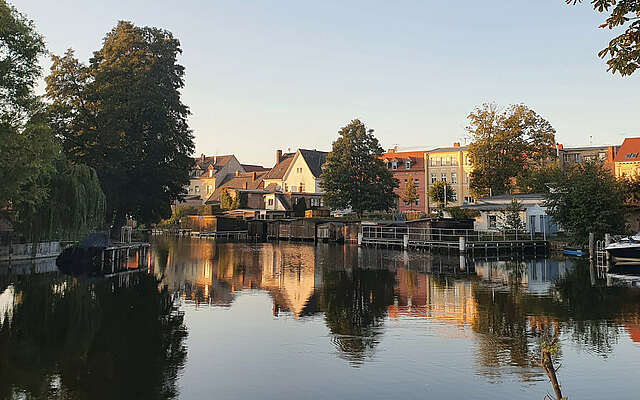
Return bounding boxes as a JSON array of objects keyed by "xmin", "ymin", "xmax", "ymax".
[
  {"xmin": 451, "ymin": 193, "xmax": 457, "ymax": 201},
  {"xmin": 404, "ymin": 179, "xmax": 408, "ymax": 185},
  {"xmin": 284, "ymin": 183, "xmax": 288, "ymax": 192},
  {"xmin": 311, "ymin": 198, "xmax": 320, "ymax": 207},
  {"xmin": 207, "ymin": 185, "xmax": 212, "ymax": 194},
  {"xmin": 403, "ymin": 200, "xmax": 408, "ymax": 206},
  {"xmin": 450, "ymin": 156, "xmax": 458, "ymax": 166},
  {"xmin": 405, "ymin": 161, "xmax": 411, "ymax": 169},
  {"xmin": 625, "ymin": 153, "xmax": 638, "ymax": 159},
  {"xmin": 431, "ymin": 158, "xmax": 440, "ymax": 166},
  {"xmin": 387, "ymin": 162, "xmax": 392, "ymax": 169},
  {"xmin": 598, "ymin": 152, "xmax": 606, "ymax": 160},
  {"xmin": 414, "ymin": 199, "xmax": 419, "ymax": 206},
  {"xmin": 441, "ymin": 172, "xmax": 447, "ymax": 182},
  {"xmin": 488, "ymin": 215, "xmax": 497, "ymax": 228},
  {"xmin": 392, "ymin": 161, "xmax": 398, "ymax": 170},
  {"xmin": 208, "ymin": 169, "xmax": 213, "ymax": 178},
  {"xmin": 299, "ymin": 182, "xmax": 305, "ymax": 192},
  {"xmin": 451, "ymin": 172, "xmax": 457, "ymax": 184},
  {"xmin": 442, "ymin": 157, "xmax": 449, "ymax": 166},
  {"xmin": 414, "ymin": 178, "xmax": 419, "ymax": 186},
  {"xmin": 465, "ymin": 155, "xmax": 470, "ymax": 165},
  {"xmin": 464, "ymin": 173, "xmax": 469, "ymax": 184},
  {"xmin": 189, "ymin": 187, "xmax": 193, "ymax": 193},
  {"xmin": 268, "ymin": 198, "xmax": 274, "ymax": 206},
  {"xmin": 564, "ymin": 153, "xmax": 579, "ymax": 162},
  {"xmin": 195, "ymin": 186, "xmax": 200, "ymax": 194},
  {"xmin": 431, "ymin": 173, "xmax": 437, "ymax": 184}
]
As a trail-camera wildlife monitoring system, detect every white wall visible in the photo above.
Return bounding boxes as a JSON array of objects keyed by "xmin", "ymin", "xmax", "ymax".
[{"xmin": 282, "ymin": 153, "xmax": 320, "ymax": 194}]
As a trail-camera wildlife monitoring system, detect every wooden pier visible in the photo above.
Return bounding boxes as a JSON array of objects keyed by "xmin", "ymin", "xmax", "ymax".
[
  {"xmin": 359, "ymin": 225, "xmax": 547, "ymax": 255},
  {"xmin": 100, "ymin": 242, "xmax": 151, "ymax": 276}
]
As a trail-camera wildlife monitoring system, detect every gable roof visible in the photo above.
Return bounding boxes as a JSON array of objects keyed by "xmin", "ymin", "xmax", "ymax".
[
  {"xmin": 263, "ymin": 152, "xmax": 295, "ymax": 180},
  {"xmin": 429, "ymin": 146, "xmax": 468, "ymax": 153},
  {"xmin": 205, "ymin": 171, "xmax": 267, "ymax": 203},
  {"xmin": 192, "ymin": 155, "xmax": 237, "ymax": 177},
  {"xmin": 614, "ymin": 138, "xmax": 640, "ymax": 163},
  {"xmin": 298, "ymin": 149, "xmax": 328, "ymax": 178}
]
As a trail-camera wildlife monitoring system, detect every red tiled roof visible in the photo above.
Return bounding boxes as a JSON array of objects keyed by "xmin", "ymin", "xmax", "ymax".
[{"xmin": 614, "ymin": 138, "xmax": 640, "ymax": 163}]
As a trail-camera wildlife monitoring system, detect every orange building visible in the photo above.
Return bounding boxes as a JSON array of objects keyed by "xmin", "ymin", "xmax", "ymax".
[
  {"xmin": 380, "ymin": 148, "xmax": 429, "ymax": 213},
  {"xmin": 614, "ymin": 137, "xmax": 640, "ymax": 178}
]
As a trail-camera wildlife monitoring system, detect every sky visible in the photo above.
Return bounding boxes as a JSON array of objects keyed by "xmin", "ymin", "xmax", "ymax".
[{"xmin": 18, "ymin": 0, "xmax": 640, "ymax": 167}]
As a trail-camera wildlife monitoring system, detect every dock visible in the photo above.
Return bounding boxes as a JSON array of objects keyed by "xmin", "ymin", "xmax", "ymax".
[
  {"xmin": 101, "ymin": 241, "xmax": 151, "ymax": 275},
  {"xmin": 359, "ymin": 225, "xmax": 547, "ymax": 255}
]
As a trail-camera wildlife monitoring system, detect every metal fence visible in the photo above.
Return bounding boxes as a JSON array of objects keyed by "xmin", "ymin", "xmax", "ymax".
[{"xmin": 361, "ymin": 225, "xmax": 546, "ymax": 243}]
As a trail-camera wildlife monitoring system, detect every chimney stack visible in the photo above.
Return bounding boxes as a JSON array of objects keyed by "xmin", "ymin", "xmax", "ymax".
[
  {"xmin": 244, "ymin": 182, "xmax": 248, "ymax": 189},
  {"xmin": 556, "ymin": 143, "xmax": 564, "ymax": 150},
  {"xmin": 453, "ymin": 142, "xmax": 460, "ymax": 148},
  {"xmin": 276, "ymin": 149, "xmax": 283, "ymax": 164}
]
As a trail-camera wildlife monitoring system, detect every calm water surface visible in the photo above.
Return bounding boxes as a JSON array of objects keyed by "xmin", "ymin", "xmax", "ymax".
[{"xmin": 1, "ymin": 237, "xmax": 640, "ymax": 399}]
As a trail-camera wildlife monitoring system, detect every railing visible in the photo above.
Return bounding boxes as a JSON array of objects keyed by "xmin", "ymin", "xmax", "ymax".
[{"xmin": 361, "ymin": 226, "xmax": 546, "ymax": 243}]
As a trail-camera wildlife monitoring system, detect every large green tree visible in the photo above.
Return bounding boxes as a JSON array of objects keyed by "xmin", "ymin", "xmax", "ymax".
[
  {"xmin": 46, "ymin": 21, "xmax": 195, "ymax": 227},
  {"xmin": 567, "ymin": 0, "xmax": 640, "ymax": 76},
  {"xmin": 0, "ymin": 1, "xmax": 58, "ymax": 217},
  {"xmin": 401, "ymin": 178, "xmax": 418, "ymax": 210},
  {"xmin": 320, "ymin": 119, "xmax": 397, "ymax": 216},
  {"xmin": 467, "ymin": 103, "xmax": 556, "ymax": 197},
  {"xmin": 428, "ymin": 180, "xmax": 455, "ymax": 209},
  {"xmin": 544, "ymin": 161, "xmax": 626, "ymax": 244}
]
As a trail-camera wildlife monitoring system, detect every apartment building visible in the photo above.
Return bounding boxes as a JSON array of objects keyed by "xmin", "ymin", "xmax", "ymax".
[
  {"xmin": 557, "ymin": 144, "xmax": 618, "ymax": 172},
  {"xmin": 380, "ymin": 149, "xmax": 429, "ymax": 213},
  {"xmin": 425, "ymin": 143, "xmax": 473, "ymax": 212},
  {"xmin": 614, "ymin": 137, "xmax": 640, "ymax": 178}
]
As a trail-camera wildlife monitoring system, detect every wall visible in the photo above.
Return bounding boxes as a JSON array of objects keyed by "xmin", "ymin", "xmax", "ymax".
[
  {"xmin": 282, "ymin": 153, "xmax": 319, "ymax": 194},
  {"xmin": 426, "ymin": 149, "xmax": 473, "ymax": 210}
]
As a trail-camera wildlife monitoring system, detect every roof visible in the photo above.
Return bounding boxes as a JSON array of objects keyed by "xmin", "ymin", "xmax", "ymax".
[
  {"xmin": 241, "ymin": 164, "xmax": 269, "ymax": 172},
  {"xmin": 428, "ymin": 146, "xmax": 468, "ymax": 153},
  {"xmin": 192, "ymin": 155, "xmax": 236, "ymax": 177},
  {"xmin": 614, "ymin": 138, "xmax": 640, "ymax": 163},
  {"xmin": 461, "ymin": 193, "xmax": 545, "ymax": 210},
  {"xmin": 298, "ymin": 149, "xmax": 328, "ymax": 178},
  {"xmin": 205, "ymin": 171, "xmax": 267, "ymax": 203},
  {"xmin": 263, "ymin": 153, "xmax": 295, "ymax": 180},
  {"xmin": 380, "ymin": 150, "xmax": 426, "ymax": 172}
]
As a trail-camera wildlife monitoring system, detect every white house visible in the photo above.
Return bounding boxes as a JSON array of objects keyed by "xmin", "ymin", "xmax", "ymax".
[{"xmin": 460, "ymin": 194, "xmax": 559, "ymax": 235}]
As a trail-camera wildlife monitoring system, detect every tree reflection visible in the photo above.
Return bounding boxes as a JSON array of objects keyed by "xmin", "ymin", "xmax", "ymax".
[
  {"xmin": 320, "ymin": 268, "xmax": 395, "ymax": 366},
  {"xmin": 0, "ymin": 272, "xmax": 187, "ymax": 400}
]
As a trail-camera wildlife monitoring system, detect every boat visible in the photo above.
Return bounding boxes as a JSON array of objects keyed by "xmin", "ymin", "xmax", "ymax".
[{"xmin": 605, "ymin": 233, "xmax": 640, "ymax": 264}]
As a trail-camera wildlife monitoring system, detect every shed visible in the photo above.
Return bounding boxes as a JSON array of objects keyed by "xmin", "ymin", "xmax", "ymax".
[
  {"xmin": 289, "ymin": 219, "xmax": 317, "ymax": 240},
  {"xmin": 317, "ymin": 222, "xmax": 346, "ymax": 242},
  {"xmin": 248, "ymin": 220, "xmax": 267, "ymax": 240}
]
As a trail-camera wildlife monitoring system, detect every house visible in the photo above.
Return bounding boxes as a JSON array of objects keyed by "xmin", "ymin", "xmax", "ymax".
[
  {"xmin": 380, "ymin": 148, "xmax": 429, "ymax": 213},
  {"xmin": 180, "ymin": 154, "xmax": 246, "ymax": 205},
  {"xmin": 263, "ymin": 149, "xmax": 328, "ymax": 214},
  {"xmin": 204, "ymin": 170, "xmax": 268, "ymax": 209},
  {"xmin": 425, "ymin": 142, "xmax": 474, "ymax": 211},
  {"xmin": 557, "ymin": 143, "xmax": 619, "ymax": 173},
  {"xmin": 460, "ymin": 193, "xmax": 558, "ymax": 235},
  {"xmin": 614, "ymin": 137, "xmax": 640, "ymax": 179}
]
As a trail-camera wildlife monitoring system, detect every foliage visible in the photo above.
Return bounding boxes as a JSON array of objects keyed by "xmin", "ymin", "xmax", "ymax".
[
  {"xmin": 45, "ymin": 21, "xmax": 195, "ymax": 228},
  {"xmin": 467, "ymin": 103, "xmax": 556, "ymax": 197},
  {"xmin": 567, "ymin": 0, "xmax": 640, "ymax": 76},
  {"xmin": 544, "ymin": 161, "xmax": 626, "ymax": 244},
  {"xmin": 219, "ymin": 189, "xmax": 246, "ymax": 211},
  {"xmin": 401, "ymin": 178, "xmax": 419, "ymax": 210},
  {"xmin": 516, "ymin": 164, "xmax": 564, "ymax": 194},
  {"xmin": 499, "ymin": 198, "xmax": 526, "ymax": 232},
  {"xmin": 160, "ymin": 205, "xmax": 198, "ymax": 226},
  {"xmin": 621, "ymin": 176, "xmax": 640, "ymax": 206},
  {"xmin": 320, "ymin": 119, "xmax": 398, "ymax": 216},
  {"xmin": 0, "ymin": 1, "xmax": 58, "ymax": 220},
  {"xmin": 293, "ymin": 198, "xmax": 307, "ymax": 217},
  {"xmin": 14, "ymin": 162, "xmax": 106, "ymax": 241},
  {"xmin": 219, "ymin": 189, "xmax": 234, "ymax": 210},
  {"xmin": 445, "ymin": 206, "xmax": 480, "ymax": 220},
  {"xmin": 428, "ymin": 180, "xmax": 455, "ymax": 208}
]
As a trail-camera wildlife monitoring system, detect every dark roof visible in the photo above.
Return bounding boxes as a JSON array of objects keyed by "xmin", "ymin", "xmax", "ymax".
[
  {"xmin": 192, "ymin": 155, "xmax": 236, "ymax": 177},
  {"xmin": 205, "ymin": 171, "xmax": 267, "ymax": 203},
  {"xmin": 428, "ymin": 146, "xmax": 468, "ymax": 153},
  {"xmin": 298, "ymin": 149, "xmax": 328, "ymax": 178},
  {"xmin": 614, "ymin": 138, "xmax": 640, "ymax": 163},
  {"xmin": 241, "ymin": 164, "xmax": 269, "ymax": 172},
  {"xmin": 476, "ymin": 193, "xmax": 545, "ymax": 202},
  {"xmin": 263, "ymin": 153, "xmax": 295, "ymax": 179}
]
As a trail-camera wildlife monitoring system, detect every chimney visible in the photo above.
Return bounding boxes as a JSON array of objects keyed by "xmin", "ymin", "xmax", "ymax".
[
  {"xmin": 213, "ymin": 155, "xmax": 216, "ymax": 164},
  {"xmin": 556, "ymin": 143, "xmax": 564, "ymax": 150},
  {"xmin": 453, "ymin": 142, "xmax": 460, "ymax": 148},
  {"xmin": 394, "ymin": 145, "xmax": 399, "ymax": 152},
  {"xmin": 200, "ymin": 153, "xmax": 205, "ymax": 162},
  {"xmin": 251, "ymin": 172, "xmax": 257, "ymax": 180},
  {"xmin": 276, "ymin": 149, "xmax": 283, "ymax": 164}
]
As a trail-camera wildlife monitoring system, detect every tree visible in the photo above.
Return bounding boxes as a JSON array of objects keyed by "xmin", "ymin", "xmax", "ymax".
[
  {"xmin": 567, "ymin": 0, "xmax": 640, "ymax": 76},
  {"xmin": 0, "ymin": 1, "xmax": 58, "ymax": 218},
  {"xmin": 429, "ymin": 180, "xmax": 455, "ymax": 209},
  {"xmin": 467, "ymin": 103, "xmax": 556, "ymax": 197},
  {"xmin": 621, "ymin": 176, "xmax": 640, "ymax": 206},
  {"xmin": 499, "ymin": 198, "xmax": 526, "ymax": 232},
  {"xmin": 46, "ymin": 21, "xmax": 195, "ymax": 228},
  {"xmin": 401, "ymin": 178, "xmax": 419, "ymax": 211},
  {"xmin": 516, "ymin": 164, "xmax": 564, "ymax": 194},
  {"xmin": 220, "ymin": 189, "xmax": 234, "ymax": 211},
  {"xmin": 320, "ymin": 119, "xmax": 398, "ymax": 216},
  {"xmin": 544, "ymin": 161, "xmax": 626, "ymax": 244},
  {"xmin": 445, "ymin": 206, "xmax": 480, "ymax": 220}
]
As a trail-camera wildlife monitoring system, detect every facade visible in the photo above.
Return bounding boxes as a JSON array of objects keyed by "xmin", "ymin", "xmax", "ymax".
[
  {"xmin": 614, "ymin": 137, "xmax": 640, "ymax": 178},
  {"xmin": 183, "ymin": 154, "xmax": 246, "ymax": 205},
  {"xmin": 380, "ymin": 149, "xmax": 428, "ymax": 213},
  {"xmin": 557, "ymin": 144, "xmax": 618, "ymax": 172},
  {"xmin": 461, "ymin": 194, "xmax": 558, "ymax": 235},
  {"xmin": 425, "ymin": 143, "xmax": 474, "ymax": 212},
  {"xmin": 204, "ymin": 171, "xmax": 268, "ymax": 207}
]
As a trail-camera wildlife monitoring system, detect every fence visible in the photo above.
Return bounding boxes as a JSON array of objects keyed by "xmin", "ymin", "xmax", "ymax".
[{"xmin": 360, "ymin": 226, "xmax": 546, "ymax": 244}]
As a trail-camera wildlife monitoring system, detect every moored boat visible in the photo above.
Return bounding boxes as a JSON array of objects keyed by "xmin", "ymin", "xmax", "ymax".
[{"xmin": 605, "ymin": 234, "xmax": 640, "ymax": 264}]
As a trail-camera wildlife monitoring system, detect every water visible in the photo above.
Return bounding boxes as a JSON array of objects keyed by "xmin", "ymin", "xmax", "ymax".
[{"xmin": 1, "ymin": 237, "xmax": 640, "ymax": 399}]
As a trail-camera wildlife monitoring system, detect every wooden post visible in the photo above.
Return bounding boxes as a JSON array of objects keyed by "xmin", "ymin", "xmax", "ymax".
[
  {"xmin": 589, "ymin": 232, "xmax": 595, "ymax": 261},
  {"xmin": 604, "ymin": 233, "xmax": 611, "ymax": 264}
]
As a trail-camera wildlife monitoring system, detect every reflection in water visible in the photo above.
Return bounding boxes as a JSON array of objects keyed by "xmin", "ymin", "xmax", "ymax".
[
  {"xmin": 0, "ymin": 271, "xmax": 187, "ymax": 400},
  {"xmin": 2, "ymin": 238, "xmax": 640, "ymax": 399}
]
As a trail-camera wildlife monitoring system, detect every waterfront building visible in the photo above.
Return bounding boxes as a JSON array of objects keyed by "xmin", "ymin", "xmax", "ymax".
[
  {"xmin": 461, "ymin": 193, "xmax": 558, "ymax": 235},
  {"xmin": 180, "ymin": 154, "xmax": 245, "ymax": 205},
  {"xmin": 613, "ymin": 137, "xmax": 640, "ymax": 178},
  {"xmin": 380, "ymin": 148, "xmax": 429, "ymax": 213},
  {"xmin": 425, "ymin": 143, "xmax": 474, "ymax": 212}
]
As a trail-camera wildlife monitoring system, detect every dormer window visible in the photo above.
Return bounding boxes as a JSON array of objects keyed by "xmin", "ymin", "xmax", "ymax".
[
  {"xmin": 405, "ymin": 161, "xmax": 411, "ymax": 169},
  {"xmin": 208, "ymin": 169, "xmax": 213, "ymax": 178},
  {"xmin": 625, "ymin": 153, "xmax": 638, "ymax": 159},
  {"xmin": 391, "ymin": 161, "xmax": 397, "ymax": 170}
]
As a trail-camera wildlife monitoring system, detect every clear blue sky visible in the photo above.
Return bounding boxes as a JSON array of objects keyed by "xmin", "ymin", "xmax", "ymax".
[{"xmin": 19, "ymin": 0, "xmax": 640, "ymax": 167}]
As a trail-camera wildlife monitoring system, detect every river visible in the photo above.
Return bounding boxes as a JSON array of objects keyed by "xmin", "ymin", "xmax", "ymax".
[{"xmin": 1, "ymin": 237, "xmax": 640, "ymax": 399}]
